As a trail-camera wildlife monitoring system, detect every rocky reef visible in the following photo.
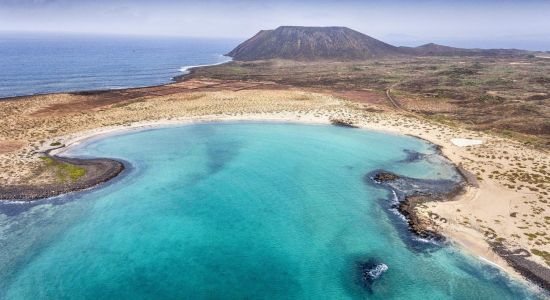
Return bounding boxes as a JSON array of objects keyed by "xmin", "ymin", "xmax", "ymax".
[
  {"xmin": 365, "ymin": 170, "xmax": 465, "ymax": 246},
  {"xmin": 356, "ymin": 258, "xmax": 389, "ymax": 293},
  {"xmin": 367, "ymin": 169, "xmax": 550, "ymax": 291}
]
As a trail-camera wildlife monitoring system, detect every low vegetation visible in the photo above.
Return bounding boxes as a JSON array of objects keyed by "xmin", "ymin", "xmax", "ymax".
[
  {"xmin": 191, "ymin": 56, "xmax": 550, "ymax": 147},
  {"xmin": 531, "ymin": 249, "xmax": 550, "ymax": 266},
  {"xmin": 40, "ymin": 157, "xmax": 86, "ymax": 182}
]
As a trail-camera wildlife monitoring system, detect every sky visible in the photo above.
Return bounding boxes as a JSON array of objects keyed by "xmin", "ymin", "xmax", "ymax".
[{"xmin": 0, "ymin": 0, "xmax": 549, "ymax": 50}]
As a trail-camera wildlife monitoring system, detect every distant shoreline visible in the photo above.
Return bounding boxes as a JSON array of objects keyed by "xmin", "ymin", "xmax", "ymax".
[
  {"xmin": 0, "ymin": 32, "xmax": 236, "ymax": 99},
  {"xmin": 0, "ymin": 57, "xmax": 232, "ymax": 101}
]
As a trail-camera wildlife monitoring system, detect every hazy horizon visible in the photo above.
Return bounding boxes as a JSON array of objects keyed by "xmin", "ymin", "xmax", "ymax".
[{"xmin": 1, "ymin": 0, "xmax": 549, "ymax": 50}]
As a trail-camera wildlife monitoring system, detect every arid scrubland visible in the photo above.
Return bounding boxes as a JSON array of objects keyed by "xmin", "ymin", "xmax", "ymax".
[
  {"xmin": 0, "ymin": 88, "xmax": 344, "ymax": 185},
  {"xmin": 0, "ymin": 66, "xmax": 548, "ymax": 284},
  {"xmin": 191, "ymin": 56, "xmax": 550, "ymax": 147}
]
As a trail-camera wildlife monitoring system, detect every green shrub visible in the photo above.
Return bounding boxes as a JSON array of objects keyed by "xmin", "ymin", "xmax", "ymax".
[{"xmin": 40, "ymin": 157, "xmax": 86, "ymax": 182}]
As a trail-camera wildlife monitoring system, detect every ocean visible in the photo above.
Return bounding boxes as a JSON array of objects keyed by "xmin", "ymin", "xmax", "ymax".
[
  {"xmin": 0, "ymin": 32, "xmax": 236, "ymax": 98},
  {"xmin": 0, "ymin": 123, "xmax": 542, "ymax": 299}
]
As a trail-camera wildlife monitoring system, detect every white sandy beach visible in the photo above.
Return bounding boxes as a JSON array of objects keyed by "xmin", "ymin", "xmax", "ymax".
[{"xmin": 0, "ymin": 87, "xmax": 548, "ymax": 291}]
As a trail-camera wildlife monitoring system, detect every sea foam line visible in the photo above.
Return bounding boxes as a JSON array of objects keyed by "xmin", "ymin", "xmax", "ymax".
[{"xmin": 178, "ymin": 55, "xmax": 232, "ymax": 74}]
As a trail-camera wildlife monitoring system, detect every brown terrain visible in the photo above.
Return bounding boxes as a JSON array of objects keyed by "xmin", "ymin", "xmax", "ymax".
[
  {"xmin": 0, "ymin": 26, "xmax": 549, "ymax": 291},
  {"xmin": 187, "ymin": 57, "xmax": 550, "ymax": 147},
  {"xmin": 227, "ymin": 26, "xmax": 530, "ymax": 61}
]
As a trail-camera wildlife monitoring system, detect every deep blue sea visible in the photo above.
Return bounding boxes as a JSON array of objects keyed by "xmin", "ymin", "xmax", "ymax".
[
  {"xmin": 0, "ymin": 123, "xmax": 543, "ymax": 299},
  {"xmin": 0, "ymin": 32, "xmax": 236, "ymax": 98}
]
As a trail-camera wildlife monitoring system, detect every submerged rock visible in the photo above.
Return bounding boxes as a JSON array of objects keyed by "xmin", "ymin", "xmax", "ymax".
[
  {"xmin": 367, "ymin": 170, "xmax": 464, "ymax": 201},
  {"xmin": 356, "ymin": 258, "xmax": 389, "ymax": 292},
  {"xmin": 400, "ymin": 149, "xmax": 426, "ymax": 163},
  {"xmin": 365, "ymin": 169, "xmax": 465, "ymax": 250},
  {"xmin": 362, "ymin": 262, "xmax": 388, "ymax": 282}
]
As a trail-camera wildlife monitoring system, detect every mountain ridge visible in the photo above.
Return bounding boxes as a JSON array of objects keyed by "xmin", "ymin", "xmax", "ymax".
[
  {"xmin": 227, "ymin": 26, "xmax": 530, "ymax": 61},
  {"xmin": 227, "ymin": 26, "xmax": 401, "ymax": 61}
]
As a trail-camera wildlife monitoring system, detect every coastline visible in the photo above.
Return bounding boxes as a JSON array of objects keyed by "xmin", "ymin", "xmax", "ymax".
[
  {"xmin": 0, "ymin": 55, "xmax": 231, "ymax": 102},
  {"xmin": 1, "ymin": 116, "xmax": 336, "ymax": 201},
  {"xmin": 0, "ymin": 155, "xmax": 123, "ymax": 201},
  {"xmin": 3, "ymin": 114, "xmax": 542, "ymax": 287},
  {"xmin": 0, "ymin": 86, "xmax": 548, "ymax": 293}
]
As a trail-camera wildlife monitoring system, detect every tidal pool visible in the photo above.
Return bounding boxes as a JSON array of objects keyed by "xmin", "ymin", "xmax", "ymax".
[{"xmin": 0, "ymin": 123, "xmax": 541, "ymax": 299}]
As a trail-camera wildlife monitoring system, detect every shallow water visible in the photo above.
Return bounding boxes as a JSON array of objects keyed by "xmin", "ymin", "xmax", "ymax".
[{"xmin": 0, "ymin": 123, "xmax": 542, "ymax": 299}]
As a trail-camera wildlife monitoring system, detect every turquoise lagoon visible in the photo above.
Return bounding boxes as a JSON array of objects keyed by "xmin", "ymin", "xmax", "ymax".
[{"xmin": 0, "ymin": 123, "xmax": 542, "ymax": 299}]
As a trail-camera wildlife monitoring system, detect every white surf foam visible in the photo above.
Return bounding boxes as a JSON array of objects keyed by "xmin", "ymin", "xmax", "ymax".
[
  {"xmin": 367, "ymin": 263, "xmax": 388, "ymax": 279},
  {"xmin": 178, "ymin": 56, "xmax": 232, "ymax": 74},
  {"xmin": 412, "ymin": 235, "xmax": 441, "ymax": 245}
]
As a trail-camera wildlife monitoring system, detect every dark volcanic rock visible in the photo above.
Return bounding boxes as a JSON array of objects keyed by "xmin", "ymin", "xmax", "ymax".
[
  {"xmin": 330, "ymin": 119, "xmax": 358, "ymax": 128},
  {"xmin": 372, "ymin": 172, "xmax": 399, "ymax": 182},
  {"xmin": 397, "ymin": 195, "xmax": 446, "ymax": 241},
  {"xmin": 365, "ymin": 170, "xmax": 465, "ymax": 244},
  {"xmin": 0, "ymin": 155, "xmax": 125, "ymax": 201},
  {"xmin": 227, "ymin": 26, "xmax": 402, "ymax": 61},
  {"xmin": 359, "ymin": 259, "xmax": 388, "ymax": 283},
  {"xmin": 367, "ymin": 170, "xmax": 464, "ymax": 200},
  {"xmin": 356, "ymin": 258, "xmax": 389, "ymax": 292},
  {"xmin": 490, "ymin": 241, "xmax": 550, "ymax": 291},
  {"xmin": 227, "ymin": 26, "xmax": 534, "ymax": 61}
]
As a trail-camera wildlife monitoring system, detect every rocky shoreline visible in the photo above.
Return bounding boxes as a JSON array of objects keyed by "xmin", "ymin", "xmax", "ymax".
[
  {"xmin": 329, "ymin": 118, "xmax": 359, "ymax": 128},
  {"xmin": 0, "ymin": 109, "xmax": 546, "ymax": 292},
  {"xmin": 490, "ymin": 241, "xmax": 550, "ymax": 291},
  {"xmin": 0, "ymin": 154, "xmax": 124, "ymax": 201},
  {"xmin": 369, "ymin": 170, "xmax": 550, "ymax": 291},
  {"xmin": 369, "ymin": 170, "xmax": 466, "ymax": 241}
]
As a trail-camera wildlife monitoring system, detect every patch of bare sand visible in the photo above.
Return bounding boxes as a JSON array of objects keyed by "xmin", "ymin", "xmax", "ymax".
[{"xmin": 0, "ymin": 140, "xmax": 25, "ymax": 154}]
